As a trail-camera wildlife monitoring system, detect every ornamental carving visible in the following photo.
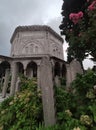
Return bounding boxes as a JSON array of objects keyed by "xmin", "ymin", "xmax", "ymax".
[{"xmin": 21, "ymin": 41, "xmax": 44, "ymax": 55}]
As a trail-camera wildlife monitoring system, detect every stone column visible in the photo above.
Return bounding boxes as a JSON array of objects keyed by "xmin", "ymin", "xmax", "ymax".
[
  {"xmin": 50, "ymin": 60, "xmax": 55, "ymax": 84},
  {"xmin": 37, "ymin": 64, "xmax": 41, "ymax": 88},
  {"xmin": 10, "ymin": 63, "xmax": 18, "ymax": 96},
  {"xmin": 2, "ymin": 69, "xmax": 10, "ymax": 98},
  {"xmin": 54, "ymin": 75, "xmax": 60, "ymax": 87},
  {"xmin": 66, "ymin": 64, "xmax": 72, "ymax": 87},
  {"xmin": 0, "ymin": 78, "xmax": 3, "ymax": 91},
  {"xmin": 24, "ymin": 69, "xmax": 27, "ymax": 77},
  {"xmin": 15, "ymin": 77, "xmax": 21, "ymax": 92},
  {"xmin": 40, "ymin": 57, "xmax": 56, "ymax": 126},
  {"xmin": 23, "ymin": 62, "xmax": 28, "ymax": 77},
  {"xmin": 70, "ymin": 60, "xmax": 83, "ymax": 81},
  {"xmin": 31, "ymin": 69, "xmax": 33, "ymax": 78}
]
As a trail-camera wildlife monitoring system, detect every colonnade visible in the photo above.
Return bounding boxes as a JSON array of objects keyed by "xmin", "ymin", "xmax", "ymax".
[
  {"xmin": 0, "ymin": 59, "xmax": 67, "ymax": 98},
  {"xmin": 0, "ymin": 60, "xmax": 39, "ymax": 97}
]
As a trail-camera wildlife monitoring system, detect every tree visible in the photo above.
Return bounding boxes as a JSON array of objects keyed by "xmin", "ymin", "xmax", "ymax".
[
  {"xmin": 60, "ymin": 0, "xmax": 96, "ymax": 64},
  {"xmin": 60, "ymin": 0, "xmax": 86, "ymax": 36}
]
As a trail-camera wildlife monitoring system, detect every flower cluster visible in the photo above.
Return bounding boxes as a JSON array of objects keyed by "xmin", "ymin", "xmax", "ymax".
[
  {"xmin": 69, "ymin": 0, "xmax": 96, "ymax": 24},
  {"xmin": 88, "ymin": 0, "xmax": 96, "ymax": 11},
  {"xmin": 80, "ymin": 115, "xmax": 92, "ymax": 126},
  {"xmin": 73, "ymin": 127, "xmax": 81, "ymax": 130},
  {"xmin": 65, "ymin": 109, "xmax": 72, "ymax": 117},
  {"xmin": 86, "ymin": 89, "xmax": 96, "ymax": 99},
  {"xmin": 69, "ymin": 11, "xmax": 83, "ymax": 24}
]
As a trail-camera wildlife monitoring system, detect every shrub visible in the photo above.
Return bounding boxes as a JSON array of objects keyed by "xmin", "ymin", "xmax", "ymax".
[
  {"xmin": 0, "ymin": 78, "xmax": 43, "ymax": 130},
  {"xmin": 54, "ymin": 70, "xmax": 96, "ymax": 130}
]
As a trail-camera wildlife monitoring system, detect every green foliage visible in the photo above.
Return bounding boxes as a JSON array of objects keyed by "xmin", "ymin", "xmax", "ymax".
[
  {"xmin": 0, "ymin": 70, "xmax": 96, "ymax": 130},
  {"xmin": 59, "ymin": 77, "xmax": 66, "ymax": 86},
  {"xmin": 60, "ymin": 0, "xmax": 96, "ymax": 62},
  {"xmin": 55, "ymin": 87, "xmax": 72, "ymax": 110},
  {"xmin": 55, "ymin": 70, "xmax": 96, "ymax": 130},
  {"xmin": 89, "ymin": 104, "xmax": 96, "ymax": 123},
  {"xmin": 0, "ymin": 77, "xmax": 43, "ymax": 130},
  {"xmin": 36, "ymin": 123, "xmax": 68, "ymax": 130},
  {"xmin": 72, "ymin": 70, "xmax": 96, "ymax": 95}
]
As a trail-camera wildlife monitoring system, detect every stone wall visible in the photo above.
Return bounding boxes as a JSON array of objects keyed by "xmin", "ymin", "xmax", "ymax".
[
  {"xmin": 10, "ymin": 31, "xmax": 45, "ymax": 56},
  {"xmin": 10, "ymin": 26, "xmax": 64, "ymax": 61},
  {"xmin": 66, "ymin": 60, "xmax": 83, "ymax": 87},
  {"xmin": 47, "ymin": 32, "xmax": 64, "ymax": 60}
]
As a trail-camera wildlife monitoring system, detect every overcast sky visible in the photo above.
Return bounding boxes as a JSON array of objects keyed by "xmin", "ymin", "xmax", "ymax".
[{"xmin": 0, "ymin": 0, "xmax": 94, "ymax": 69}]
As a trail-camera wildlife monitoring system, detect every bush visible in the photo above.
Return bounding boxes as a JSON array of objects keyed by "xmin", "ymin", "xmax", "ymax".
[
  {"xmin": 0, "ymin": 70, "xmax": 96, "ymax": 130},
  {"xmin": 54, "ymin": 70, "xmax": 96, "ymax": 130},
  {"xmin": 0, "ymin": 78, "xmax": 43, "ymax": 130}
]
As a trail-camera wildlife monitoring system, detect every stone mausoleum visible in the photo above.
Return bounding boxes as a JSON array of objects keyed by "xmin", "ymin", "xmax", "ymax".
[
  {"xmin": 0, "ymin": 25, "xmax": 83, "ymax": 97},
  {"xmin": 0, "ymin": 25, "xmax": 83, "ymax": 125}
]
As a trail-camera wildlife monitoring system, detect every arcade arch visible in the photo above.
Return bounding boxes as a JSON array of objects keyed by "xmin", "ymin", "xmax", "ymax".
[
  {"xmin": 16, "ymin": 62, "xmax": 24, "ymax": 74},
  {"xmin": 54, "ymin": 62, "xmax": 61, "ymax": 77},
  {"xmin": 0, "ymin": 61, "xmax": 10, "ymax": 78},
  {"xmin": 0, "ymin": 61, "xmax": 11, "ymax": 96},
  {"xmin": 26, "ymin": 61, "xmax": 37, "ymax": 78}
]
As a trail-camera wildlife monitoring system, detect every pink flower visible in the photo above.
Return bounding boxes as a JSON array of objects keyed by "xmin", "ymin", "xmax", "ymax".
[
  {"xmin": 78, "ymin": 11, "xmax": 83, "ymax": 18},
  {"xmin": 88, "ymin": 5, "xmax": 95, "ymax": 10},
  {"xmin": 69, "ymin": 13, "xmax": 75, "ymax": 20},
  {"xmin": 69, "ymin": 11, "xmax": 83, "ymax": 24},
  {"xmin": 75, "ymin": 14, "xmax": 79, "ymax": 19},
  {"xmin": 88, "ymin": 0, "xmax": 96, "ymax": 11},
  {"xmin": 91, "ymin": 1, "xmax": 96, "ymax": 6}
]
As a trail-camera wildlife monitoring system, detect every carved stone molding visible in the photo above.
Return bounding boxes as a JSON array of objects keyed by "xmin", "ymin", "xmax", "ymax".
[{"xmin": 10, "ymin": 25, "xmax": 63, "ymax": 43}]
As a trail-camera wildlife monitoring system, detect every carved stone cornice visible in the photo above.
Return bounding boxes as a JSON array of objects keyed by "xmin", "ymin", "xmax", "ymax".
[{"xmin": 10, "ymin": 25, "xmax": 64, "ymax": 43}]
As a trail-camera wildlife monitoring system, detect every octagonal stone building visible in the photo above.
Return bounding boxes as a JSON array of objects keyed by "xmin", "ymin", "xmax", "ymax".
[
  {"xmin": 0, "ymin": 25, "xmax": 83, "ymax": 97},
  {"xmin": 0, "ymin": 25, "xmax": 66, "ymax": 96}
]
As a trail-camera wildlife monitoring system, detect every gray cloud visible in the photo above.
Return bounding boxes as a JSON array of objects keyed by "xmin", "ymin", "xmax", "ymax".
[
  {"xmin": 0, "ymin": 0, "xmax": 63, "ymax": 55},
  {"xmin": 0, "ymin": 22, "xmax": 11, "ymax": 55},
  {"xmin": 46, "ymin": 17, "xmax": 62, "ymax": 34}
]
